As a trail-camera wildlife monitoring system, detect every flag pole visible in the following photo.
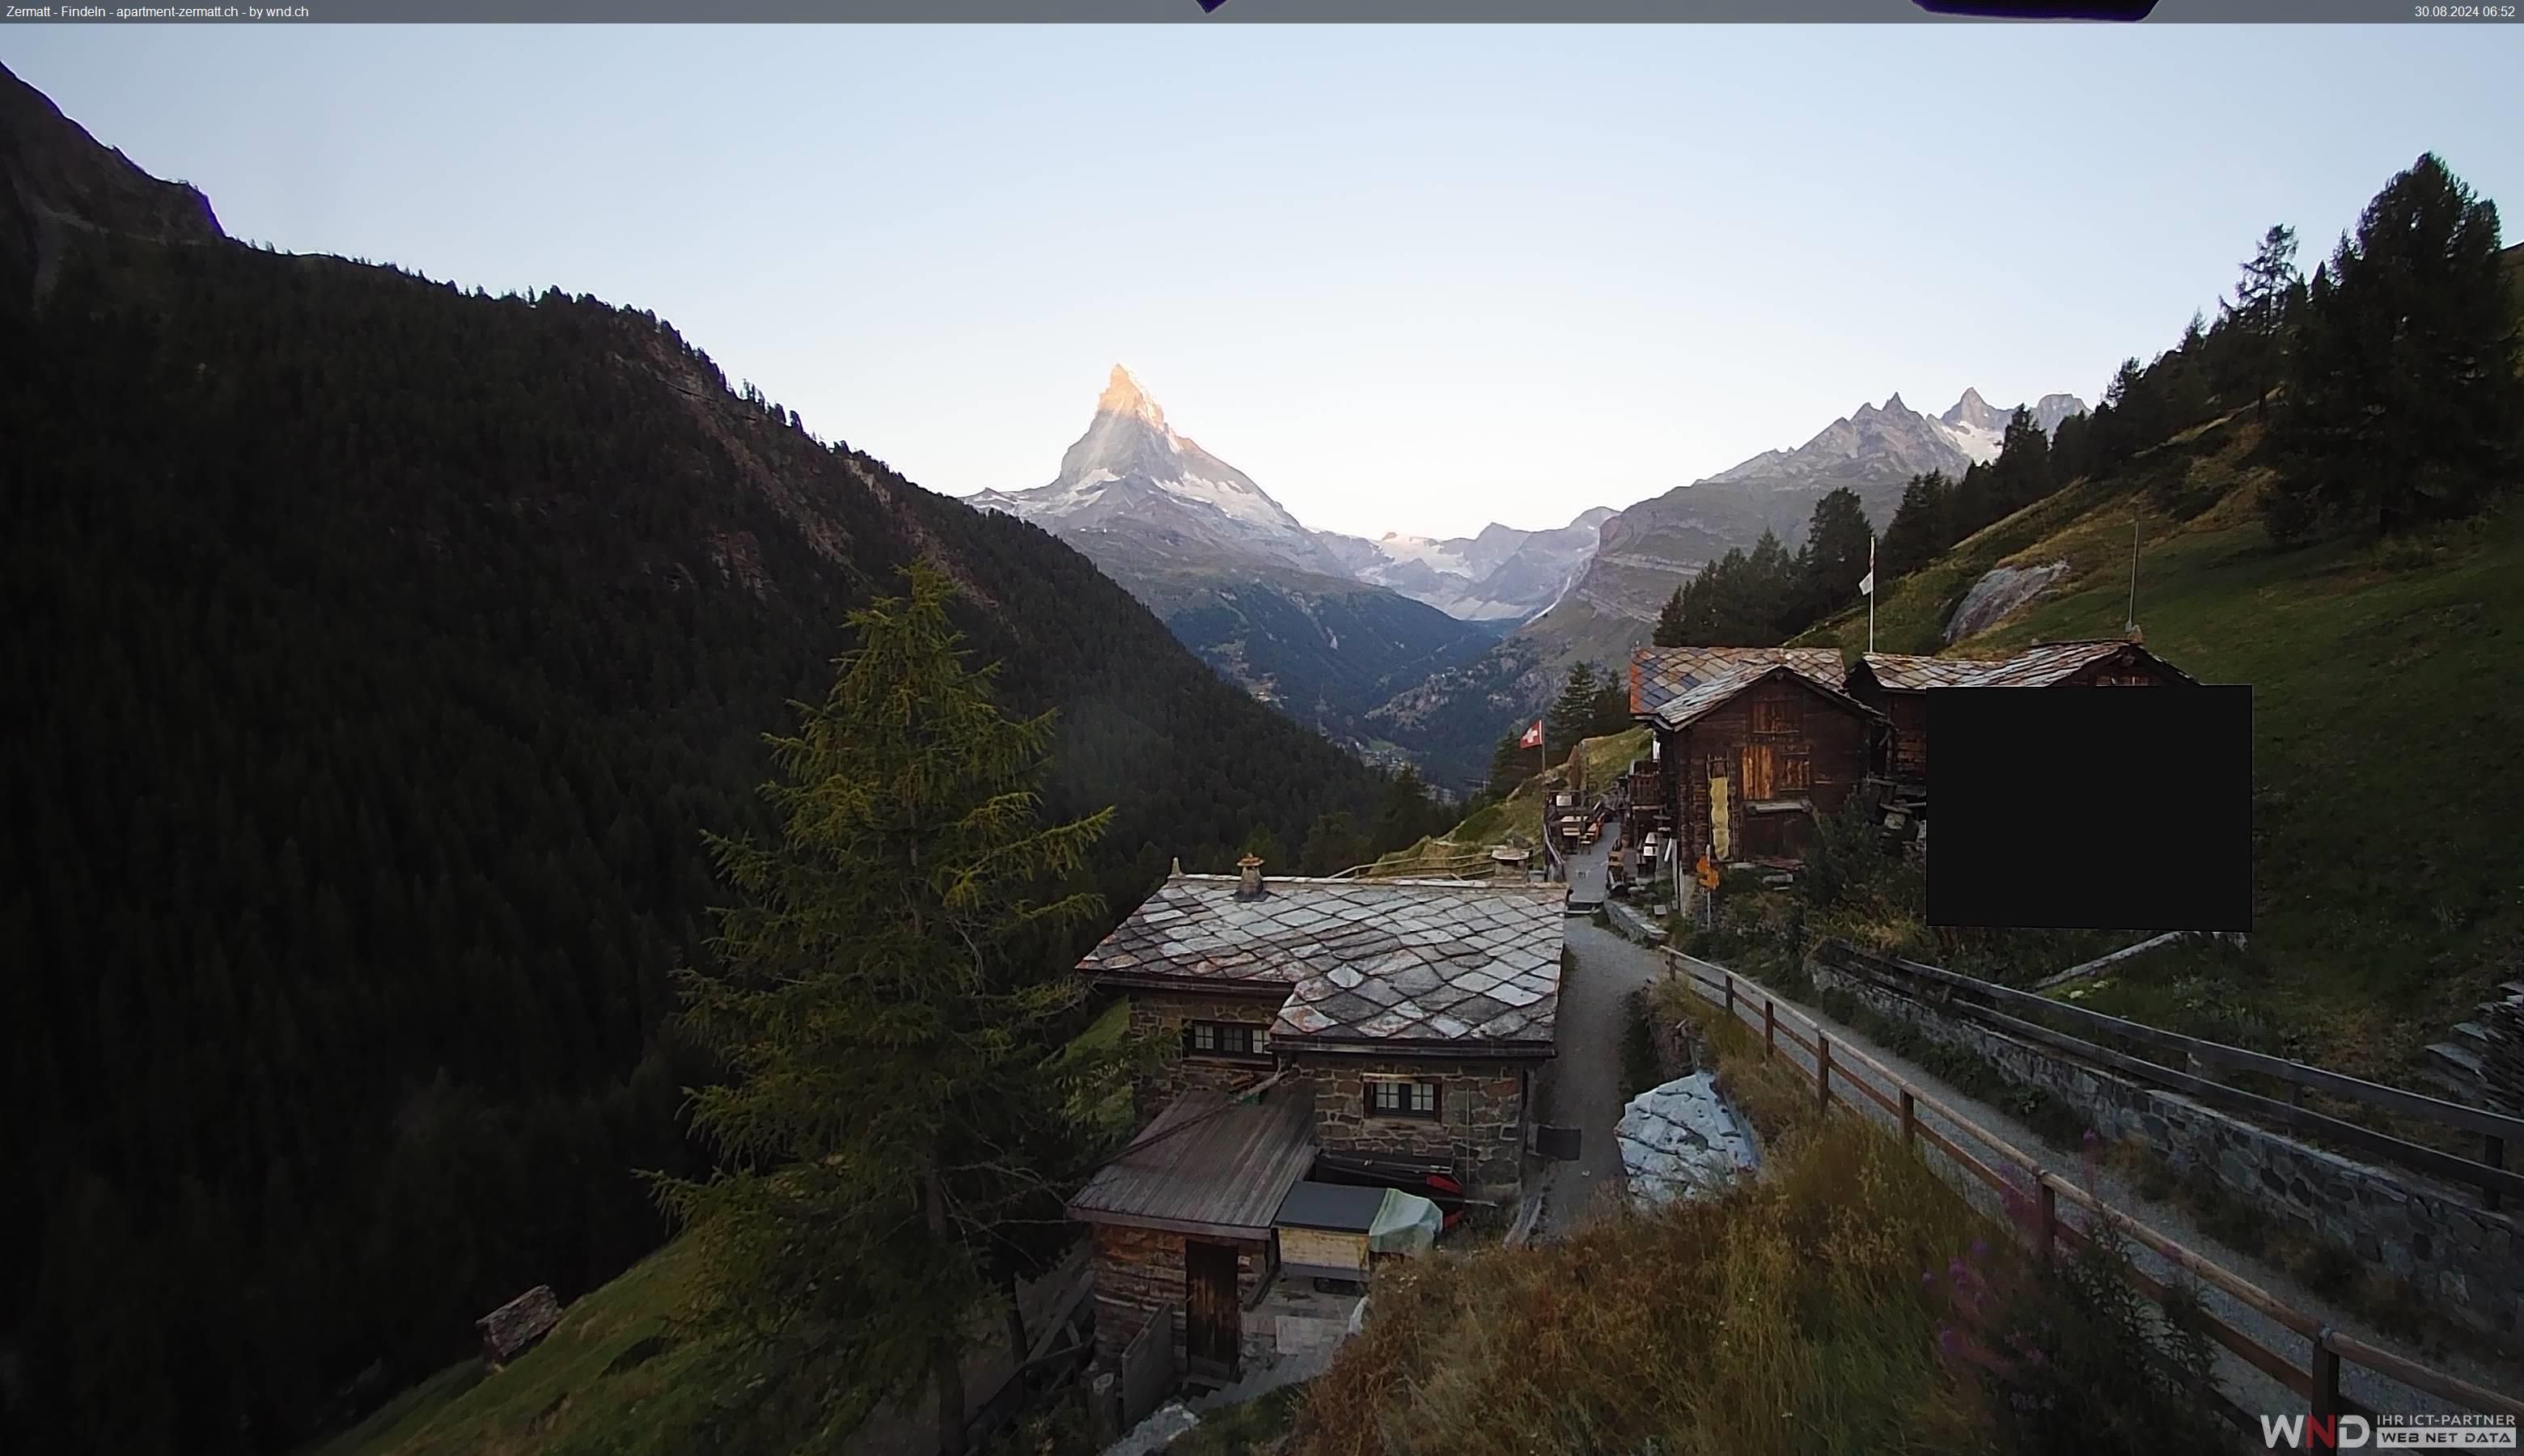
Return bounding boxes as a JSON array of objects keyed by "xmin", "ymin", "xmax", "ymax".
[
  {"xmin": 1867, "ymin": 535, "xmax": 1877, "ymax": 654},
  {"xmin": 2126, "ymin": 498, "xmax": 2141, "ymax": 636}
]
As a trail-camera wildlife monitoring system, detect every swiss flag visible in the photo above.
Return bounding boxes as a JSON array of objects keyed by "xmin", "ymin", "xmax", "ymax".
[{"xmin": 1518, "ymin": 719, "xmax": 1544, "ymax": 750}]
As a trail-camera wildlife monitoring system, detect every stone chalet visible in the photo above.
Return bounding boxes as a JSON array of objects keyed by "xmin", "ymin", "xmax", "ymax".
[{"xmin": 1063, "ymin": 858, "xmax": 1563, "ymax": 1382}]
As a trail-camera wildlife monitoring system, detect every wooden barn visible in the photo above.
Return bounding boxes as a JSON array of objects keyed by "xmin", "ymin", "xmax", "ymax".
[
  {"xmin": 1845, "ymin": 638, "xmax": 2198, "ymax": 788},
  {"xmin": 1630, "ymin": 648, "xmax": 1883, "ymax": 868}
]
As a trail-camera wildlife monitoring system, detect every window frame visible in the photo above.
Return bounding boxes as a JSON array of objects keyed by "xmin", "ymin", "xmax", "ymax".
[
  {"xmin": 1184, "ymin": 1019, "xmax": 1271, "ymax": 1062},
  {"xmin": 1362, "ymin": 1076, "xmax": 1443, "ymax": 1120}
]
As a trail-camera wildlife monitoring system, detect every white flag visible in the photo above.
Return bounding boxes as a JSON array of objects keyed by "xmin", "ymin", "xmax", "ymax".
[{"xmin": 1859, "ymin": 538, "xmax": 1876, "ymax": 596}]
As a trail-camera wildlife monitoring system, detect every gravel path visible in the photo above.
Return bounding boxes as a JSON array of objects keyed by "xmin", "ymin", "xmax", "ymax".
[
  {"xmin": 1535, "ymin": 918, "xmax": 1664, "ymax": 1238},
  {"xmin": 1620, "ymin": 941, "xmax": 2522, "ymax": 1423}
]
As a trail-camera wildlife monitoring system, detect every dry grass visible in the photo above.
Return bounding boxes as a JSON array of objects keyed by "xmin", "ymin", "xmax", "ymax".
[
  {"xmin": 1288, "ymin": 975, "xmax": 2005, "ymax": 1456},
  {"xmin": 1287, "ymin": 974, "xmax": 2234, "ymax": 1456},
  {"xmin": 1289, "ymin": 1113, "xmax": 1994, "ymax": 1456}
]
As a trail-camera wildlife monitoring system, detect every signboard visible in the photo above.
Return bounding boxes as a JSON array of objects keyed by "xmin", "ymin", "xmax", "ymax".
[{"xmin": 1709, "ymin": 777, "xmax": 1732, "ymax": 860}]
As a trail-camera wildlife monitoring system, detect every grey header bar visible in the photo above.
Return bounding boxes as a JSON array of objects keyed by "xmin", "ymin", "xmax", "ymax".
[{"xmin": 2, "ymin": 0, "xmax": 2509, "ymax": 21}]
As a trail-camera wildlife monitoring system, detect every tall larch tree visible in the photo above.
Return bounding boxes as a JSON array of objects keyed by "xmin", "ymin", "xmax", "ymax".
[{"xmin": 652, "ymin": 565, "xmax": 1120, "ymax": 1455}]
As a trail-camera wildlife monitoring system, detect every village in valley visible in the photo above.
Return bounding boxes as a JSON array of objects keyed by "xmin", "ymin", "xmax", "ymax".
[
  {"xmin": 1048, "ymin": 632, "xmax": 2251, "ymax": 1444},
  {"xmin": 14, "ymin": 28, "xmax": 2524, "ymax": 1456}
]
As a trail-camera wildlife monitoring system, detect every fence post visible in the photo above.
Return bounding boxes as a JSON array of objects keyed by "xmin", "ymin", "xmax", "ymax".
[
  {"xmin": 1724, "ymin": 972, "xmax": 1735, "ymax": 1020},
  {"xmin": 2036, "ymin": 1176, "xmax": 2058, "ymax": 1266},
  {"xmin": 2310, "ymin": 1333, "xmax": 2342, "ymax": 1425},
  {"xmin": 1899, "ymin": 1087, "xmax": 1916, "ymax": 1148},
  {"xmin": 2488, "ymin": 1134, "xmax": 2507, "ymax": 1213},
  {"xmin": 1816, "ymin": 1033, "xmax": 1832, "ymax": 1115},
  {"xmin": 1764, "ymin": 999, "xmax": 1776, "ymax": 1060}
]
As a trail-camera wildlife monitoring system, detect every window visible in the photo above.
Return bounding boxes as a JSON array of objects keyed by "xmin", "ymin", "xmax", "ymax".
[
  {"xmin": 1365, "ymin": 1077, "xmax": 1442, "ymax": 1119},
  {"xmin": 1780, "ymin": 751, "xmax": 1811, "ymax": 792},
  {"xmin": 1751, "ymin": 698, "xmax": 1802, "ymax": 734},
  {"xmin": 1185, "ymin": 1021, "xmax": 1268, "ymax": 1060}
]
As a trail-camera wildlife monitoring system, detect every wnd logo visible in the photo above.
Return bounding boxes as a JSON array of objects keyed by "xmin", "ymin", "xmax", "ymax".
[{"xmin": 2259, "ymin": 1415, "xmax": 2373, "ymax": 1450}]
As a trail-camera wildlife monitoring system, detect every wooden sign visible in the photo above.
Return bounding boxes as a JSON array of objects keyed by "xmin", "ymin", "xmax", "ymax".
[{"xmin": 1709, "ymin": 777, "xmax": 1731, "ymax": 860}]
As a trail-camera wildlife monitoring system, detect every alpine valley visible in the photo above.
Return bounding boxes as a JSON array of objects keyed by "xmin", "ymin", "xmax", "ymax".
[
  {"xmin": 968, "ymin": 366, "xmax": 1611, "ymax": 758},
  {"xmin": 972, "ymin": 370, "xmax": 2082, "ymax": 789}
]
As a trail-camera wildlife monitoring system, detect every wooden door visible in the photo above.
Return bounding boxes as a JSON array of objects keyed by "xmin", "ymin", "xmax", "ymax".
[
  {"xmin": 1184, "ymin": 1241, "xmax": 1240, "ymax": 1377},
  {"xmin": 1740, "ymin": 743, "xmax": 1776, "ymax": 802}
]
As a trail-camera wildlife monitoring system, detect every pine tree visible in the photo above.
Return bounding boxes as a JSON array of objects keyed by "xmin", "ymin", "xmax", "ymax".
[
  {"xmin": 1241, "ymin": 823, "xmax": 1288, "ymax": 870},
  {"xmin": 2268, "ymin": 153, "xmax": 2521, "ymax": 540},
  {"xmin": 2220, "ymin": 224, "xmax": 2301, "ymax": 420},
  {"xmin": 1992, "ymin": 405, "xmax": 2054, "ymax": 517},
  {"xmin": 1878, "ymin": 471, "xmax": 1955, "ymax": 583},
  {"xmin": 1789, "ymin": 488, "xmax": 1873, "ymax": 627},
  {"xmin": 652, "ymin": 565, "xmax": 1118, "ymax": 1454},
  {"xmin": 1546, "ymin": 662, "xmax": 1602, "ymax": 751},
  {"xmin": 1298, "ymin": 811, "xmax": 1366, "ymax": 876},
  {"xmin": 1652, "ymin": 586, "xmax": 1689, "ymax": 648}
]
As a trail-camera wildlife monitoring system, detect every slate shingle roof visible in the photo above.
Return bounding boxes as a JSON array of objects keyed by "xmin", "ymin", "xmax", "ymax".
[
  {"xmin": 1649, "ymin": 662, "xmax": 1885, "ymax": 732},
  {"xmin": 1075, "ymin": 874, "xmax": 1565, "ymax": 1053},
  {"xmin": 1859, "ymin": 641, "xmax": 2195, "ymax": 691},
  {"xmin": 1631, "ymin": 646, "xmax": 1846, "ymax": 718}
]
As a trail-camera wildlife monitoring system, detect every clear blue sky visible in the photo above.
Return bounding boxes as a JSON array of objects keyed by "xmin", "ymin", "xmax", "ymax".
[{"xmin": 9, "ymin": 26, "xmax": 2520, "ymax": 539}]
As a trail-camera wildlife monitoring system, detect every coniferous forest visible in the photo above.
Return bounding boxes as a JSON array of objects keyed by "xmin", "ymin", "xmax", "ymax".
[{"xmin": 0, "ymin": 69, "xmax": 1429, "ymax": 1454}]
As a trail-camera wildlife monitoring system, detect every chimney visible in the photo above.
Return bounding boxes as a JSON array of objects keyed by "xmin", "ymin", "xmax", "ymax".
[{"xmin": 1235, "ymin": 854, "xmax": 1265, "ymax": 899}]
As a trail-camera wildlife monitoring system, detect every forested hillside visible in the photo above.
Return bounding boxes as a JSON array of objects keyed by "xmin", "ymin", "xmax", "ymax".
[{"xmin": 0, "ymin": 67, "xmax": 1425, "ymax": 1456}]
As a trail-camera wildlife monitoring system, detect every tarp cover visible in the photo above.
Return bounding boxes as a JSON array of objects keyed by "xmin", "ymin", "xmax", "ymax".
[
  {"xmin": 1366, "ymin": 1189, "xmax": 1442, "ymax": 1255},
  {"xmin": 1616, "ymin": 1072, "xmax": 1762, "ymax": 1208}
]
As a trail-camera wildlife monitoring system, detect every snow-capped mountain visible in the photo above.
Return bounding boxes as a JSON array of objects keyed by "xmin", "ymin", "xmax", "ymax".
[
  {"xmin": 1935, "ymin": 387, "xmax": 2092, "ymax": 464},
  {"xmin": 1364, "ymin": 386, "xmax": 2086, "ymax": 789},
  {"xmin": 969, "ymin": 364, "xmax": 1351, "ymax": 578},
  {"xmin": 969, "ymin": 364, "xmax": 1614, "ymax": 622},
  {"xmin": 1318, "ymin": 510, "xmax": 1616, "ymax": 620},
  {"xmin": 963, "ymin": 365, "xmax": 1522, "ymax": 752}
]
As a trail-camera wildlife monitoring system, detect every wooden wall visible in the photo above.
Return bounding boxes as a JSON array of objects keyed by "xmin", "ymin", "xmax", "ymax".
[{"xmin": 1661, "ymin": 676, "xmax": 1875, "ymax": 866}]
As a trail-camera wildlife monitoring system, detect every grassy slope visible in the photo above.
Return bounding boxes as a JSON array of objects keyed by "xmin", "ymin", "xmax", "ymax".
[
  {"xmin": 1374, "ymin": 726, "xmax": 1649, "ymax": 870},
  {"xmin": 318, "ymin": 1004, "xmax": 1140, "ymax": 1456},
  {"xmin": 313, "ymin": 1238, "xmax": 730, "ymax": 1456},
  {"xmin": 1795, "ymin": 416, "xmax": 2524, "ymax": 1081}
]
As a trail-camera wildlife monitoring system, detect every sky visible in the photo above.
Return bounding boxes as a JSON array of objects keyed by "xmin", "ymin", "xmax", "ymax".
[{"xmin": 8, "ymin": 26, "xmax": 2521, "ymax": 540}]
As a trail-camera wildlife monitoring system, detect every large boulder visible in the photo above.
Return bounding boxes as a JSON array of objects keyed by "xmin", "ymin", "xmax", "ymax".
[
  {"xmin": 1616, "ymin": 1072, "xmax": 1761, "ymax": 1208},
  {"xmin": 1943, "ymin": 561, "xmax": 2070, "ymax": 645}
]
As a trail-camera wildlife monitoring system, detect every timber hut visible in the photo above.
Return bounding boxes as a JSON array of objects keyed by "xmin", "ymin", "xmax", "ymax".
[
  {"xmin": 1067, "ymin": 1088, "xmax": 1318, "ymax": 1382},
  {"xmin": 1845, "ymin": 638, "xmax": 2198, "ymax": 790},
  {"xmin": 1630, "ymin": 648, "xmax": 1883, "ymax": 870}
]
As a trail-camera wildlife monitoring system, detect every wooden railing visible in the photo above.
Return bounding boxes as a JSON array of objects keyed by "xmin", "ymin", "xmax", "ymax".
[
  {"xmin": 1663, "ymin": 950, "xmax": 2524, "ymax": 1429},
  {"xmin": 1811, "ymin": 939, "xmax": 2524, "ymax": 1212}
]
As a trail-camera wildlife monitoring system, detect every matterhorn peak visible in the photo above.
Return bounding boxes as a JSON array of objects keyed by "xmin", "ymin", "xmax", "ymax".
[{"xmin": 1096, "ymin": 363, "xmax": 1168, "ymax": 430}]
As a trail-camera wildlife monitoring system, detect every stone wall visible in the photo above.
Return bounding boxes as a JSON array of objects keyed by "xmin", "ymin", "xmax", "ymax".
[
  {"xmin": 1123, "ymin": 988, "xmax": 1284, "ymax": 1120},
  {"xmin": 1282, "ymin": 1055, "xmax": 1534, "ymax": 1201},
  {"xmin": 1810, "ymin": 954, "xmax": 2522, "ymax": 1347},
  {"xmin": 1089, "ymin": 1223, "xmax": 1273, "ymax": 1371}
]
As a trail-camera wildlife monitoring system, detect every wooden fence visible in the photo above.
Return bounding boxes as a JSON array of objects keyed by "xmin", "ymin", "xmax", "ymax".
[
  {"xmin": 1810, "ymin": 939, "xmax": 2524, "ymax": 1212},
  {"xmin": 1663, "ymin": 950, "xmax": 2524, "ymax": 1430}
]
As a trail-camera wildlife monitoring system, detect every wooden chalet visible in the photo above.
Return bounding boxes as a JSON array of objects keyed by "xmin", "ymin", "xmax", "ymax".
[
  {"xmin": 1845, "ymin": 638, "xmax": 2198, "ymax": 789},
  {"xmin": 1628, "ymin": 646, "xmax": 1882, "ymax": 869}
]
